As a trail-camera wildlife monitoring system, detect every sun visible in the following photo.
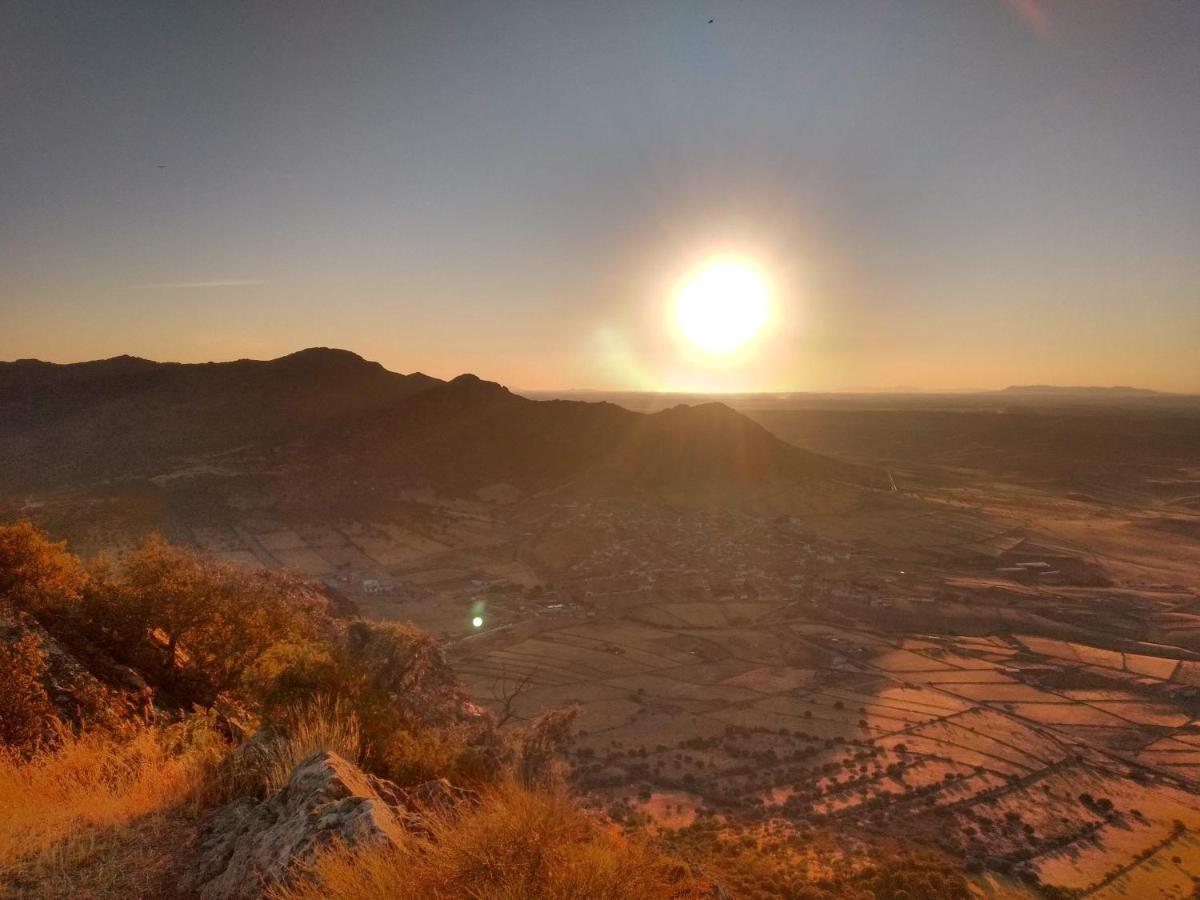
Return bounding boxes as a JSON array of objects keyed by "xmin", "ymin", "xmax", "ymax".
[{"xmin": 674, "ymin": 258, "xmax": 771, "ymax": 354}]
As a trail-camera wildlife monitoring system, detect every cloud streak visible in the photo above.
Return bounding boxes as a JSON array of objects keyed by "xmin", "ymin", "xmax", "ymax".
[{"xmin": 132, "ymin": 279, "xmax": 266, "ymax": 290}]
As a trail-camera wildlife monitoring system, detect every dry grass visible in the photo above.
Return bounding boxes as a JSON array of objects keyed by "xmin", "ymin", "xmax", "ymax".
[
  {"xmin": 274, "ymin": 781, "xmax": 710, "ymax": 900},
  {"xmin": 0, "ymin": 718, "xmax": 226, "ymax": 898},
  {"xmin": 222, "ymin": 697, "xmax": 362, "ymax": 800}
]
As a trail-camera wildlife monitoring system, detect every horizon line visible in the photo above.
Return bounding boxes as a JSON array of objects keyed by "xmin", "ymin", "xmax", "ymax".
[{"xmin": 2, "ymin": 348, "xmax": 1195, "ymax": 396}]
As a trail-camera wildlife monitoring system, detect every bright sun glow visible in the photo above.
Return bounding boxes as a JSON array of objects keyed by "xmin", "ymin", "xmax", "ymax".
[{"xmin": 674, "ymin": 258, "xmax": 771, "ymax": 354}]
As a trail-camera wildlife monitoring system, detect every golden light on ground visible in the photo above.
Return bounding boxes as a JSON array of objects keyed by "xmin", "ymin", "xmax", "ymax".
[{"xmin": 673, "ymin": 258, "xmax": 771, "ymax": 354}]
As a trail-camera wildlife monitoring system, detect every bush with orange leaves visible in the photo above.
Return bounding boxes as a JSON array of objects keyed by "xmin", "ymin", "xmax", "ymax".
[
  {"xmin": 84, "ymin": 534, "xmax": 327, "ymax": 707},
  {"xmin": 0, "ymin": 521, "xmax": 86, "ymax": 623},
  {"xmin": 0, "ymin": 632, "xmax": 57, "ymax": 754}
]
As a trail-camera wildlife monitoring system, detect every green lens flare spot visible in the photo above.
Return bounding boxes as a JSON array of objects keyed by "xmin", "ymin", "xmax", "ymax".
[{"xmin": 472, "ymin": 616, "xmax": 484, "ymax": 628}]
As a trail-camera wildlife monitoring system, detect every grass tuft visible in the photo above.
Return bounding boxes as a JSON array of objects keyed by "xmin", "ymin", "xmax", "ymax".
[
  {"xmin": 220, "ymin": 696, "xmax": 363, "ymax": 800},
  {"xmin": 274, "ymin": 780, "xmax": 709, "ymax": 900}
]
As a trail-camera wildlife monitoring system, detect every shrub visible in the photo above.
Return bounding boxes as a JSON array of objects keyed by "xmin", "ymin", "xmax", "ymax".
[
  {"xmin": 256, "ymin": 620, "xmax": 506, "ymax": 787},
  {"xmin": 514, "ymin": 706, "xmax": 579, "ymax": 788},
  {"xmin": 0, "ymin": 521, "xmax": 87, "ymax": 622},
  {"xmin": 0, "ymin": 633, "xmax": 56, "ymax": 754},
  {"xmin": 85, "ymin": 535, "xmax": 323, "ymax": 705},
  {"xmin": 242, "ymin": 639, "xmax": 343, "ymax": 714},
  {"xmin": 342, "ymin": 621, "xmax": 467, "ymax": 729},
  {"xmin": 221, "ymin": 697, "xmax": 363, "ymax": 799},
  {"xmin": 379, "ymin": 724, "xmax": 499, "ymax": 787},
  {"xmin": 274, "ymin": 782, "xmax": 710, "ymax": 900}
]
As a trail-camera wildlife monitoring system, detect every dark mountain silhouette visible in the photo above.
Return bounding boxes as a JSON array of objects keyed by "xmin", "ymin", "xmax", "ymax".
[
  {"xmin": 311, "ymin": 373, "xmax": 863, "ymax": 493},
  {"xmin": 0, "ymin": 349, "xmax": 866, "ymax": 496},
  {"xmin": 0, "ymin": 349, "xmax": 440, "ymax": 488}
]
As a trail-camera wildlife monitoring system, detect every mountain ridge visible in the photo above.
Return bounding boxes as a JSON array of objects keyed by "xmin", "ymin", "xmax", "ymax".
[{"xmin": 0, "ymin": 348, "xmax": 867, "ymax": 497}]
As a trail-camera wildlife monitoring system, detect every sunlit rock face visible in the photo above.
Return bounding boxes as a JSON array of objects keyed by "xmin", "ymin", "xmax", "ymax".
[{"xmin": 180, "ymin": 751, "xmax": 473, "ymax": 900}]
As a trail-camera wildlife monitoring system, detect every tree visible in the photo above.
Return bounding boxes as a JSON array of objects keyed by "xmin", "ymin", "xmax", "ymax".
[
  {"xmin": 342, "ymin": 620, "xmax": 467, "ymax": 732},
  {"xmin": 489, "ymin": 667, "xmax": 536, "ymax": 728},
  {"xmin": 515, "ymin": 705, "xmax": 580, "ymax": 788},
  {"xmin": 91, "ymin": 535, "xmax": 321, "ymax": 704}
]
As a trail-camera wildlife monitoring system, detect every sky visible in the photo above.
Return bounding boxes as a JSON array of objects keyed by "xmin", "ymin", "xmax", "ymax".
[{"xmin": 2, "ymin": 1, "xmax": 1198, "ymax": 392}]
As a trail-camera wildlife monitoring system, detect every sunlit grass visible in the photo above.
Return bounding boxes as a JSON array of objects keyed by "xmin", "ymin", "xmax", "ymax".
[
  {"xmin": 274, "ymin": 780, "xmax": 710, "ymax": 900},
  {"xmin": 223, "ymin": 696, "xmax": 363, "ymax": 799},
  {"xmin": 0, "ymin": 720, "xmax": 226, "ymax": 898}
]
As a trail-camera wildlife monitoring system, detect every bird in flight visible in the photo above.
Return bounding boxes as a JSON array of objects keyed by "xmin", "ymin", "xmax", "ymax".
[
  {"xmin": 708, "ymin": 19, "xmax": 714, "ymax": 24},
  {"xmin": 157, "ymin": 165, "xmax": 167, "ymax": 169}
]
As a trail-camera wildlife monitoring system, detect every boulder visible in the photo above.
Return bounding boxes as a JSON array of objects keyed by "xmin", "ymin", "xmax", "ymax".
[{"xmin": 180, "ymin": 750, "xmax": 473, "ymax": 899}]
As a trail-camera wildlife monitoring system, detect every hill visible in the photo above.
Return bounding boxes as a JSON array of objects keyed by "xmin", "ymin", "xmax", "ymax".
[
  {"xmin": 322, "ymin": 376, "xmax": 861, "ymax": 493},
  {"xmin": 0, "ymin": 349, "xmax": 865, "ymax": 499},
  {"xmin": 0, "ymin": 349, "xmax": 441, "ymax": 489}
]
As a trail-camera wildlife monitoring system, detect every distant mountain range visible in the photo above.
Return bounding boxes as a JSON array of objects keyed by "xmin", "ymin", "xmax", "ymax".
[
  {"xmin": 997, "ymin": 384, "xmax": 1164, "ymax": 397},
  {"xmin": 0, "ymin": 349, "xmax": 865, "ymax": 498}
]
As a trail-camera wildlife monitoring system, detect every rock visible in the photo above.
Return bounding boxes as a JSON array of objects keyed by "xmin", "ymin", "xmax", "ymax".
[
  {"xmin": 180, "ymin": 751, "xmax": 472, "ymax": 899},
  {"xmin": 0, "ymin": 604, "xmax": 139, "ymax": 733}
]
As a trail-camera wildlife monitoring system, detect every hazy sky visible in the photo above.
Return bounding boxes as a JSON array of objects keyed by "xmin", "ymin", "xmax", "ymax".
[{"xmin": 3, "ymin": 1, "xmax": 1198, "ymax": 391}]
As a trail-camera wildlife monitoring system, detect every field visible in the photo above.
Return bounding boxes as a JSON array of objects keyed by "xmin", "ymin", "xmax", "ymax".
[
  {"xmin": 453, "ymin": 586, "xmax": 1200, "ymax": 891},
  {"xmin": 448, "ymin": 394, "xmax": 1200, "ymax": 895}
]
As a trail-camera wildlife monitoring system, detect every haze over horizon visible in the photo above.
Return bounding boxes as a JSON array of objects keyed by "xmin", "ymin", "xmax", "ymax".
[{"xmin": 4, "ymin": 1, "xmax": 1199, "ymax": 392}]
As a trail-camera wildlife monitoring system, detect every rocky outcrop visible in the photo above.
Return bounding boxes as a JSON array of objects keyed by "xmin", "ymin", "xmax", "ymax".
[
  {"xmin": 0, "ymin": 604, "xmax": 144, "ymax": 738},
  {"xmin": 180, "ymin": 751, "xmax": 474, "ymax": 900}
]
